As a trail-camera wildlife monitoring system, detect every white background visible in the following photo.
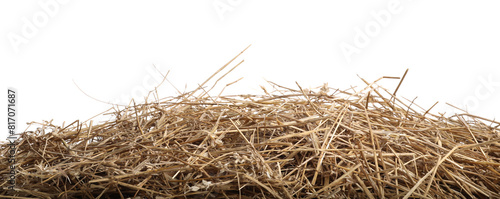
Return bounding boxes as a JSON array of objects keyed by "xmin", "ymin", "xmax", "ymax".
[{"xmin": 1, "ymin": 1, "xmax": 500, "ymax": 141}]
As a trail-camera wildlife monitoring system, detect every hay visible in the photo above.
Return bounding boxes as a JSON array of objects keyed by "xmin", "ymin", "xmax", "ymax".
[{"xmin": 1, "ymin": 54, "xmax": 500, "ymax": 198}]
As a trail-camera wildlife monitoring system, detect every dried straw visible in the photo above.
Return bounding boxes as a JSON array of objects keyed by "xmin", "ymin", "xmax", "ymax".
[{"xmin": 1, "ymin": 52, "xmax": 500, "ymax": 198}]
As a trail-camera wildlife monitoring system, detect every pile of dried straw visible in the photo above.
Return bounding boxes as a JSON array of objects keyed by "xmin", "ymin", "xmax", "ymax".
[{"xmin": 1, "ymin": 51, "xmax": 500, "ymax": 198}]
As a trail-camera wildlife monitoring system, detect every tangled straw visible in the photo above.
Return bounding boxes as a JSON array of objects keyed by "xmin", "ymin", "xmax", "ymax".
[{"xmin": 1, "ymin": 48, "xmax": 499, "ymax": 198}]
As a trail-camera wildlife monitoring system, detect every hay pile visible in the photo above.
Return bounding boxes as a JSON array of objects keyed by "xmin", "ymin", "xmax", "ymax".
[
  {"xmin": 2, "ymin": 77, "xmax": 500, "ymax": 199},
  {"xmin": 1, "ymin": 47, "xmax": 500, "ymax": 198}
]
